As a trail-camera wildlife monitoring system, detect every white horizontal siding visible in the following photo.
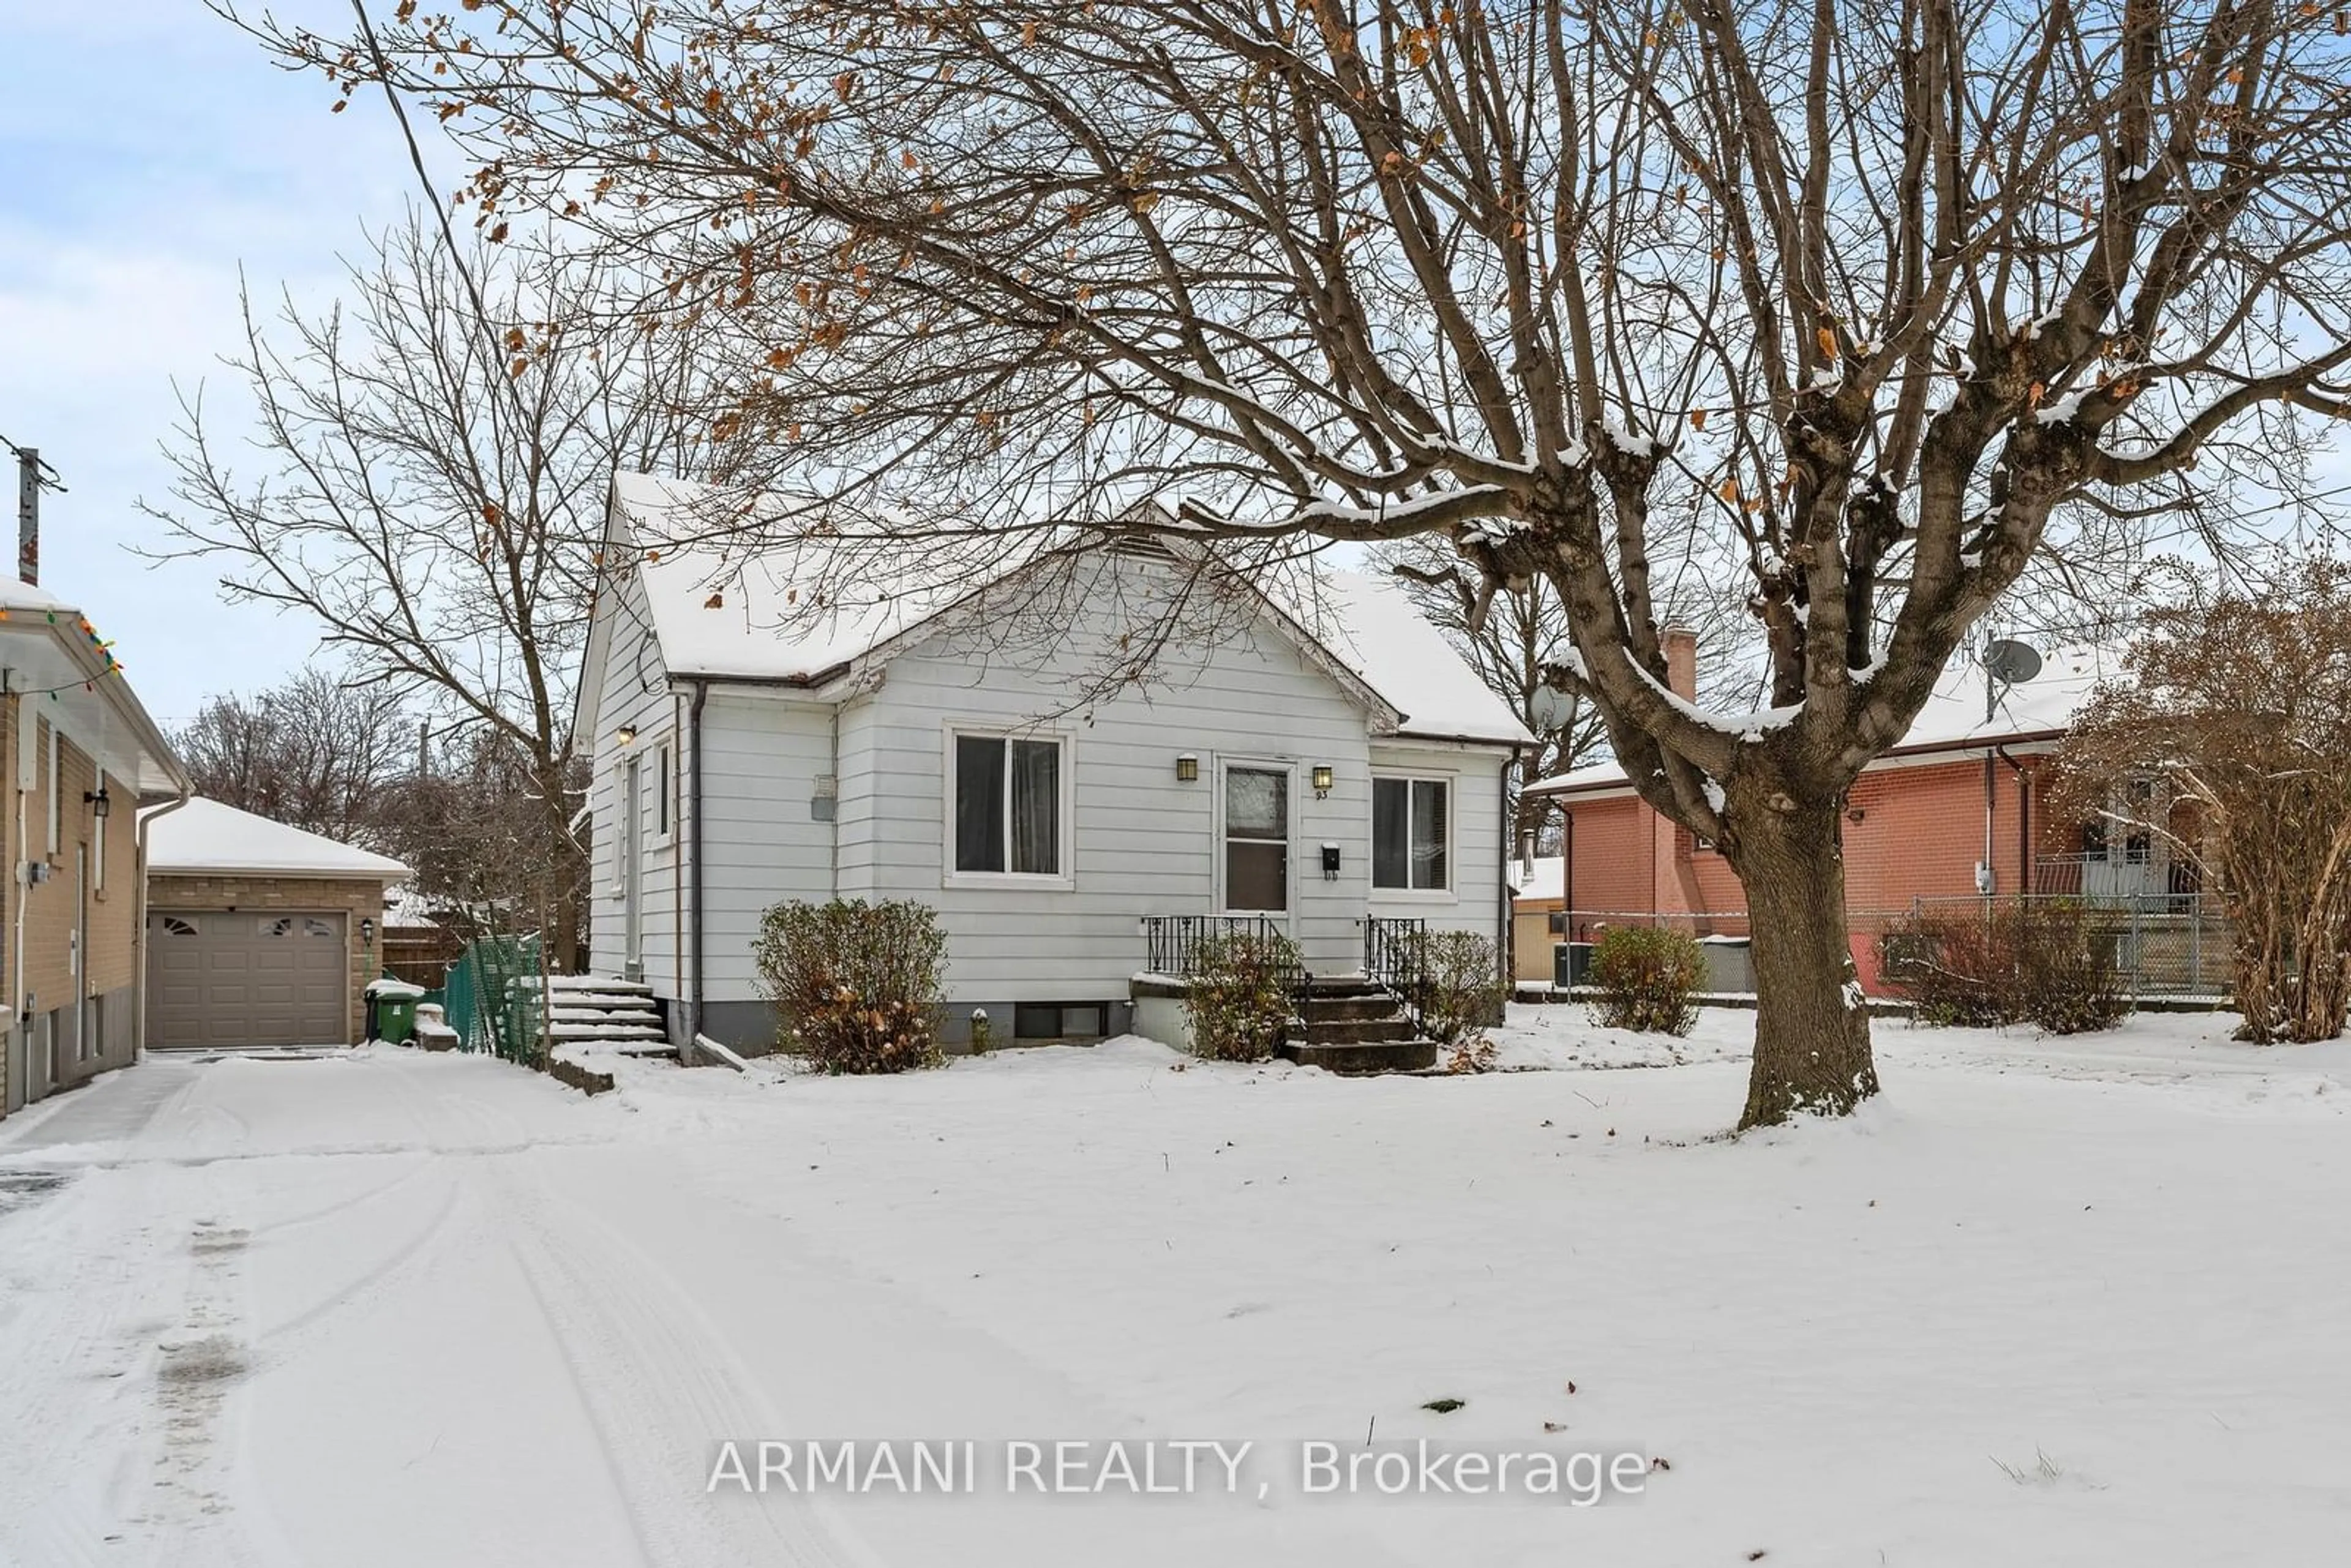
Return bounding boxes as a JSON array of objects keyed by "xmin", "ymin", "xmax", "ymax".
[
  {"xmin": 1366, "ymin": 740, "xmax": 1512, "ymax": 960},
  {"xmin": 583, "ymin": 563, "xmax": 684, "ymax": 997},
  {"xmin": 696, "ymin": 694, "xmax": 837, "ymax": 993},
  {"xmin": 825, "ymin": 557, "xmax": 1379, "ymax": 1005}
]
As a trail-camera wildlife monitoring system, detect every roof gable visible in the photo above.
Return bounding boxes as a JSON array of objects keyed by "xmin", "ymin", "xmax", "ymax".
[{"xmin": 598, "ymin": 471, "xmax": 1531, "ymax": 748}]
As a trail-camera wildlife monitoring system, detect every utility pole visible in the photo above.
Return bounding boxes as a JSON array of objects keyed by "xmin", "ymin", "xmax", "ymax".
[{"xmin": 4, "ymin": 437, "xmax": 64, "ymax": 587}]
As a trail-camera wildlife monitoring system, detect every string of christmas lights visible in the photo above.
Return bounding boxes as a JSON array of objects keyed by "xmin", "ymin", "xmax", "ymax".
[{"xmin": 0, "ymin": 604, "xmax": 127, "ymax": 698}]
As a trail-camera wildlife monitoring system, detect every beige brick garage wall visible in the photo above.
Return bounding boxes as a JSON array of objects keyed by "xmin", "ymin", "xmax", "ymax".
[
  {"xmin": 146, "ymin": 874, "xmax": 392, "ymax": 1046},
  {"xmin": 4, "ymin": 709, "xmax": 146, "ymax": 1096}
]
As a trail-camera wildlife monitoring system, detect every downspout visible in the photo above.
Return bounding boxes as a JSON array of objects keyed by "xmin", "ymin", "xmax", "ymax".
[
  {"xmin": 1498, "ymin": 748, "xmax": 1517, "ymax": 992},
  {"xmin": 686, "ymin": 678, "xmax": 710, "ymax": 1048},
  {"xmin": 1563, "ymin": 809, "xmax": 1575, "ymax": 941},
  {"xmin": 1982, "ymin": 752, "xmax": 1997, "ymax": 895},
  {"xmin": 1997, "ymin": 746, "xmax": 2032, "ymax": 894},
  {"xmin": 131, "ymin": 792, "xmax": 193, "ymax": 1060}
]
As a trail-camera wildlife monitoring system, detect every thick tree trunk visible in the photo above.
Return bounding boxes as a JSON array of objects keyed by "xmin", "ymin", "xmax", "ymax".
[{"xmin": 1726, "ymin": 793, "xmax": 1880, "ymax": 1128}]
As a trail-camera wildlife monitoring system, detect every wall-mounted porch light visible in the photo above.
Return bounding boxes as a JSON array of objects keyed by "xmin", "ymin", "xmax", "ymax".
[
  {"xmin": 1311, "ymin": 763, "xmax": 1335, "ymax": 798},
  {"xmin": 617, "ymin": 724, "xmax": 638, "ymax": 746},
  {"xmin": 1175, "ymin": 753, "xmax": 1199, "ymax": 783},
  {"xmin": 360, "ymin": 917, "xmax": 377, "ymax": 946},
  {"xmin": 83, "ymin": 787, "xmax": 111, "ymax": 819}
]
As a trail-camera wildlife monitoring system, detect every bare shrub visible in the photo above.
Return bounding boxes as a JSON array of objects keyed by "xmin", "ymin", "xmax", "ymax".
[
  {"xmin": 1183, "ymin": 931, "xmax": 1300, "ymax": 1063},
  {"xmin": 1412, "ymin": 929, "xmax": 1505, "ymax": 1048},
  {"xmin": 1880, "ymin": 901, "xmax": 2128, "ymax": 1034},
  {"xmin": 1589, "ymin": 928, "xmax": 1705, "ymax": 1037},
  {"xmin": 754, "ymin": 899, "xmax": 947, "ymax": 1074}
]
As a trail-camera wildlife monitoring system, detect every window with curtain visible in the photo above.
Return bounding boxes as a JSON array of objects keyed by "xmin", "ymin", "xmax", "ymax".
[
  {"xmin": 1371, "ymin": 776, "xmax": 1449, "ymax": 891},
  {"xmin": 953, "ymin": 733, "xmax": 1063, "ymax": 876}
]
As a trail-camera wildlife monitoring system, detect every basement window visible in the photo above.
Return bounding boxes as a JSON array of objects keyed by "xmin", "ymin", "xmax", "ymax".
[{"xmin": 1014, "ymin": 1003, "xmax": 1108, "ymax": 1041}]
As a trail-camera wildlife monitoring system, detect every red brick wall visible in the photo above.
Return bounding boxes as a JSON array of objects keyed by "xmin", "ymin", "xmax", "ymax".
[{"xmin": 1554, "ymin": 751, "xmax": 2071, "ymax": 992}]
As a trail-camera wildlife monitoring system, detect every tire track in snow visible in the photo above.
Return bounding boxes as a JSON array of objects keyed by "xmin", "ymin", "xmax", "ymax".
[
  {"xmin": 486, "ymin": 1160, "xmax": 887, "ymax": 1568},
  {"xmin": 388, "ymin": 1055, "xmax": 880, "ymax": 1568}
]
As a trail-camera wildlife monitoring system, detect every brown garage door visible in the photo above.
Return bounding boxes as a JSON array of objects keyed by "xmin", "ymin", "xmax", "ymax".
[{"xmin": 147, "ymin": 912, "xmax": 349, "ymax": 1049}]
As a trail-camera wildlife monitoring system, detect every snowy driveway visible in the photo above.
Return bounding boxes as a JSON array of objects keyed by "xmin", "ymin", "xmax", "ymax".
[{"xmin": 2, "ymin": 1019, "xmax": 2349, "ymax": 1565}]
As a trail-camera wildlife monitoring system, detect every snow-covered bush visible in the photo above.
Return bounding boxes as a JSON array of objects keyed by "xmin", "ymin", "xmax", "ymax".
[
  {"xmin": 1878, "ymin": 901, "xmax": 2128, "ymax": 1035},
  {"xmin": 1184, "ymin": 931, "xmax": 1301, "ymax": 1062},
  {"xmin": 753, "ymin": 898, "xmax": 947, "ymax": 1073},
  {"xmin": 1412, "ymin": 929, "xmax": 1505, "ymax": 1048},
  {"xmin": 1588, "ymin": 927, "xmax": 1704, "ymax": 1036}
]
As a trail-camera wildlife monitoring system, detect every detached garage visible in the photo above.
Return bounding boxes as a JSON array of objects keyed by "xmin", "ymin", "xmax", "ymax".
[{"xmin": 142, "ymin": 799, "xmax": 411, "ymax": 1049}]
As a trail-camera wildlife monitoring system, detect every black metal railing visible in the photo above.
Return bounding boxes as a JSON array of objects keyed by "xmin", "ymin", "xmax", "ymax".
[
  {"xmin": 1364, "ymin": 915, "xmax": 1429, "ymax": 1031},
  {"xmin": 1143, "ymin": 915, "xmax": 1294, "ymax": 979}
]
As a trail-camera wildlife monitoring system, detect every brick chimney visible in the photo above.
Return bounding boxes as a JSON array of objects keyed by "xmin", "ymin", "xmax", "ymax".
[{"xmin": 1663, "ymin": 626, "xmax": 1698, "ymax": 701}]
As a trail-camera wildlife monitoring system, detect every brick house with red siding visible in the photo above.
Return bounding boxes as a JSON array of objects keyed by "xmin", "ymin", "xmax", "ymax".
[{"xmin": 1524, "ymin": 633, "xmax": 2125, "ymax": 992}]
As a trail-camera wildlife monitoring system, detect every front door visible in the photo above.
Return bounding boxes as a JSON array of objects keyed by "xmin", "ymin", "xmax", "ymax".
[{"xmin": 1222, "ymin": 765, "xmax": 1291, "ymax": 915}]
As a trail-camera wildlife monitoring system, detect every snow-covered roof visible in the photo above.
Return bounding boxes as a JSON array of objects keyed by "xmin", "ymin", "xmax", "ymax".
[
  {"xmin": 613, "ymin": 470, "xmax": 977, "ymax": 684},
  {"xmin": 604, "ymin": 472, "xmax": 1529, "ymax": 746},
  {"xmin": 1526, "ymin": 643, "xmax": 2114, "ymax": 796},
  {"xmin": 1, "ymin": 578, "xmax": 189, "ymax": 800},
  {"xmin": 1510, "ymin": 855, "xmax": 1564, "ymax": 902},
  {"xmin": 1313, "ymin": 571, "xmax": 1531, "ymax": 745},
  {"xmin": 144, "ymin": 798, "xmax": 411, "ymax": 882}
]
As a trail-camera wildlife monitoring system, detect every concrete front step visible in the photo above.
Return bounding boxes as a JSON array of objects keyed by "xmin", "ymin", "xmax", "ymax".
[
  {"xmin": 547, "ymin": 1022, "xmax": 668, "ymax": 1040},
  {"xmin": 547, "ymin": 975, "xmax": 654, "ymax": 996},
  {"xmin": 549, "ymin": 1003, "xmax": 662, "ymax": 1022},
  {"xmin": 1298, "ymin": 994, "xmax": 1401, "ymax": 1022},
  {"xmin": 1299, "ymin": 1016, "xmax": 1419, "ymax": 1045},
  {"xmin": 1277, "ymin": 1037, "xmax": 1439, "ymax": 1074}
]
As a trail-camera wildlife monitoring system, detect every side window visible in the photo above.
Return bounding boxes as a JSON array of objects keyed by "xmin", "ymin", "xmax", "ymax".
[
  {"xmin": 1371, "ymin": 777, "xmax": 1450, "ymax": 891},
  {"xmin": 951, "ymin": 732, "xmax": 1064, "ymax": 877},
  {"xmin": 656, "ymin": 741, "xmax": 673, "ymax": 842}
]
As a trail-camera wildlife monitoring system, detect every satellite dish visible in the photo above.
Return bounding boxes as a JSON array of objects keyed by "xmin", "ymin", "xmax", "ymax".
[
  {"xmin": 1985, "ymin": 637, "xmax": 2042, "ymax": 686},
  {"xmin": 1529, "ymin": 683, "xmax": 1578, "ymax": 733}
]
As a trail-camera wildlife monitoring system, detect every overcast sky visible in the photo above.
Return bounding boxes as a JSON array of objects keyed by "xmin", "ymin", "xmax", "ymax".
[{"xmin": 0, "ymin": 1, "xmax": 423, "ymax": 730}]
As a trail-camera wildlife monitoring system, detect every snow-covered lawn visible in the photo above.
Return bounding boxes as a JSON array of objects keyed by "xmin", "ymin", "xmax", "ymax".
[{"xmin": 3, "ymin": 1005, "xmax": 2347, "ymax": 1566}]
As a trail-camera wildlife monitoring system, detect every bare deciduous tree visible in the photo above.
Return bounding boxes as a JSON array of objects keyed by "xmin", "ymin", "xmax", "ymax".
[
  {"xmin": 174, "ymin": 669, "xmax": 407, "ymax": 842},
  {"xmin": 2055, "ymin": 558, "xmax": 2351, "ymax": 1045},
  {"xmin": 254, "ymin": 0, "xmax": 2351, "ymax": 1123},
  {"xmin": 143, "ymin": 211, "xmax": 707, "ymax": 969}
]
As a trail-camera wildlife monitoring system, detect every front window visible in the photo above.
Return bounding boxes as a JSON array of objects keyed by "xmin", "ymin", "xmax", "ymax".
[
  {"xmin": 954, "ymin": 733, "xmax": 1063, "ymax": 876},
  {"xmin": 1373, "ymin": 776, "xmax": 1449, "ymax": 891}
]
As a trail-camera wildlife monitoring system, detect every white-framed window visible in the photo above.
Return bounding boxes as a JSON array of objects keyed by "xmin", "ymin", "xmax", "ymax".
[
  {"xmin": 653, "ymin": 740, "xmax": 675, "ymax": 846},
  {"xmin": 45, "ymin": 722, "xmax": 60, "ymax": 854},
  {"xmin": 1371, "ymin": 775, "xmax": 1450, "ymax": 892},
  {"xmin": 947, "ymin": 728, "xmax": 1071, "ymax": 884}
]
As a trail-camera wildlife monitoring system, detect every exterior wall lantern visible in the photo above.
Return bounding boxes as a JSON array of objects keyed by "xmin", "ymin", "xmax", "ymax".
[
  {"xmin": 83, "ymin": 787, "xmax": 111, "ymax": 819},
  {"xmin": 1311, "ymin": 763, "xmax": 1335, "ymax": 798},
  {"xmin": 617, "ymin": 724, "xmax": 638, "ymax": 746},
  {"xmin": 1175, "ymin": 753, "xmax": 1199, "ymax": 783},
  {"xmin": 360, "ymin": 917, "xmax": 377, "ymax": 946}
]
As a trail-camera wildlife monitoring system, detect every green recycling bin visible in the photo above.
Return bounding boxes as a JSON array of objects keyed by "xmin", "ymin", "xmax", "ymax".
[{"xmin": 364, "ymin": 978, "xmax": 425, "ymax": 1045}]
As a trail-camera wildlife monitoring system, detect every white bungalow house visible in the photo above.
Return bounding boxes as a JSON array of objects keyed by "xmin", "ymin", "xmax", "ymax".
[{"xmin": 572, "ymin": 473, "xmax": 1531, "ymax": 1054}]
